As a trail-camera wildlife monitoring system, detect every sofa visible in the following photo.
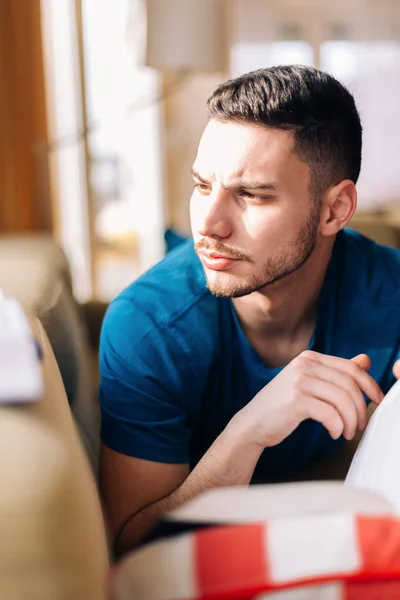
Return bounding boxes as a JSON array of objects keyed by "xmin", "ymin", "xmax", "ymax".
[
  {"xmin": 0, "ymin": 311, "xmax": 109, "ymax": 599},
  {"xmin": 0, "ymin": 234, "xmax": 102, "ymax": 475}
]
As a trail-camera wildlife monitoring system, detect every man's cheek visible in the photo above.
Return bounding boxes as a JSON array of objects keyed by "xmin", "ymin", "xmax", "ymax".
[{"xmin": 189, "ymin": 200, "xmax": 204, "ymax": 239}]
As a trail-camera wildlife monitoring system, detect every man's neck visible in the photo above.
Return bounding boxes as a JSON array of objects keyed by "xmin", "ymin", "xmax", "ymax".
[{"xmin": 232, "ymin": 238, "xmax": 335, "ymax": 366}]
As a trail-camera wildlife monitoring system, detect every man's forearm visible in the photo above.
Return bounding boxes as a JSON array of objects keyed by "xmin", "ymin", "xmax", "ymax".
[{"xmin": 115, "ymin": 420, "xmax": 262, "ymax": 557}]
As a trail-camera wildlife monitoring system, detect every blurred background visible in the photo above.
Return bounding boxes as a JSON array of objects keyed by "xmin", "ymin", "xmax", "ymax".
[{"xmin": 2, "ymin": 0, "xmax": 400, "ymax": 303}]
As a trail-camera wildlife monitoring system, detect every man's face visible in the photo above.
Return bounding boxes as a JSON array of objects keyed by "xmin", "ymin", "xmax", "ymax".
[{"xmin": 190, "ymin": 120, "xmax": 321, "ymax": 298}]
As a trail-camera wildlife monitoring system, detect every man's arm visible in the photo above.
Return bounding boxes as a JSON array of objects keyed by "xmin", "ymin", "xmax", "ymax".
[
  {"xmin": 101, "ymin": 351, "xmax": 384, "ymax": 557},
  {"xmin": 100, "ymin": 417, "xmax": 261, "ymax": 557}
]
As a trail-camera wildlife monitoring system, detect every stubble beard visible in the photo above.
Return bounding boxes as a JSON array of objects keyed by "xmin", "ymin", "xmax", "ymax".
[{"xmin": 203, "ymin": 207, "xmax": 321, "ymax": 298}]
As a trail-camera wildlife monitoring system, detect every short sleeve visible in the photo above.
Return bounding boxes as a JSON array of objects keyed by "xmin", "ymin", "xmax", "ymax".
[{"xmin": 99, "ymin": 297, "xmax": 192, "ymax": 464}]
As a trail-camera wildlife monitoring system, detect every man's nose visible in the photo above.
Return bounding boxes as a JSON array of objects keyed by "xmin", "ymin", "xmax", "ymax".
[{"xmin": 196, "ymin": 188, "xmax": 232, "ymax": 240}]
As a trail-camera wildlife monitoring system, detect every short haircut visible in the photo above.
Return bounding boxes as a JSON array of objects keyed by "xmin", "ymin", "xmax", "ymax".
[{"xmin": 207, "ymin": 65, "xmax": 362, "ymax": 199}]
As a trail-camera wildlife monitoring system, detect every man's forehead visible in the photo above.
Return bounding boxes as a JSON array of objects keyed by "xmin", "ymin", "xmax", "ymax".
[{"xmin": 194, "ymin": 120, "xmax": 296, "ymax": 181}]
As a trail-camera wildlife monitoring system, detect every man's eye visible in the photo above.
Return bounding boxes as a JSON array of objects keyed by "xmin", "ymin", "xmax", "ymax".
[
  {"xmin": 239, "ymin": 191, "xmax": 266, "ymax": 202},
  {"xmin": 194, "ymin": 183, "xmax": 211, "ymax": 195}
]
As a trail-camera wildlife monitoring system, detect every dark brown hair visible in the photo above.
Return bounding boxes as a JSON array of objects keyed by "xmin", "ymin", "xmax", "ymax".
[{"xmin": 207, "ymin": 65, "xmax": 362, "ymax": 199}]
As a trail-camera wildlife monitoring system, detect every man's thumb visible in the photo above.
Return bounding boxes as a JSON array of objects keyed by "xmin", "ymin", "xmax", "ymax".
[{"xmin": 350, "ymin": 353, "xmax": 371, "ymax": 372}]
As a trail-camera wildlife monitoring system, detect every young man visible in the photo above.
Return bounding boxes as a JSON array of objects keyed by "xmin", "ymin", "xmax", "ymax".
[{"xmin": 99, "ymin": 65, "xmax": 400, "ymax": 555}]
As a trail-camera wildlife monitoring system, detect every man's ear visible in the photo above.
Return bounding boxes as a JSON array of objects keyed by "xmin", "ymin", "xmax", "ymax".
[{"xmin": 319, "ymin": 180, "xmax": 357, "ymax": 236}]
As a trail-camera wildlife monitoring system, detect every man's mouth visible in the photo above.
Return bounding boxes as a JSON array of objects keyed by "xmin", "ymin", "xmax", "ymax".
[{"xmin": 197, "ymin": 249, "xmax": 240, "ymax": 271}]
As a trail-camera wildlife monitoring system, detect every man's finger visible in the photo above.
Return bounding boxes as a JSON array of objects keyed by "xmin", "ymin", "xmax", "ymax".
[
  {"xmin": 299, "ymin": 360, "xmax": 367, "ymax": 432},
  {"xmin": 350, "ymin": 353, "xmax": 371, "ymax": 372},
  {"xmin": 393, "ymin": 360, "xmax": 400, "ymax": 380},
  {"xmin": 302, "ymin": 397, "xmax": 344, "ymax": 440},
  {"xmin": 347, "ymin": 354, "xmax": 383, "ymax": 405},
  {"xmin": 299, "ymin": 376, "xmax": 359, "ymax": 439},
  {"xmin": 301, "ymin": 351, "xmax": 383, "ymax": 405}
]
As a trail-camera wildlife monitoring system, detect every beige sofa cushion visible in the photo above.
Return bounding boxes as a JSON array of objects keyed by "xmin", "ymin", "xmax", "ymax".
[
  {"xmin": 349, "ymin": 212, "xmax": 400, "ymax": 247},
  {"xmin": 0, "ymin": 314, "xmax": 109, "ymax": 600},
  {"xmin": 0, "ymin": 235, "xmax": 100, "ymax": 473}
]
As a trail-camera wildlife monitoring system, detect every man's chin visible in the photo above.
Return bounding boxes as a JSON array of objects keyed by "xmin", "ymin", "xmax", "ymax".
[
  {"xmin": 204, "ymin": 272, "xmax": 256, "ymax": 299},
  {"xmin": 204, "ymin": 271, "xmax": 232, "ymax": 297}
]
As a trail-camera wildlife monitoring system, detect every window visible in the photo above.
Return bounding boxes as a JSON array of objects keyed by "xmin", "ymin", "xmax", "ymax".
[
  {"xmin": 231, "ymin": 41, "xmax": 314, "ymax": 77},
  {"xmin": 321, "ymin": 41, "xmax": 400, "ymax": 209},
  {"xmin": 41, "ymin": 0, "xmax": 166, "ymax": 301},
  {"xmin": 82, "ymin": 0, "xmax": 166, "ymax": 301}
]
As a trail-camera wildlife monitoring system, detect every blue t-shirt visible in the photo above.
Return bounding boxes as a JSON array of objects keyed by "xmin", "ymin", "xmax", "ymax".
[{"xmin": 99, "ymin": 229, "xmax": 400, "ymax": 479}]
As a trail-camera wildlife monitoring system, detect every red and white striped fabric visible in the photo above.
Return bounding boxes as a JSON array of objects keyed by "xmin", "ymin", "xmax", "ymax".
[{"xmin": 112, "ymin": 483, "xmax": 400, "ymax": 600}]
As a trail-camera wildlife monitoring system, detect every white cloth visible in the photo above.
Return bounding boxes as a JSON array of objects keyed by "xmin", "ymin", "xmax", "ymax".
[
  {"xmin": 0, "ymin": 291, "xmax": 43, "ymax": 403},
  {"xmin": 345, "ymin": 379, "xmax": 400, "ymax": 513}
]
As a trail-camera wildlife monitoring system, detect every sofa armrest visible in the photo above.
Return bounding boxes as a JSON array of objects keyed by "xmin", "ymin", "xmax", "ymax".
[
  {"xmin": 0, "ymin": 235, "xmax": 100, "ymax": 474},
  {"xmin": 0, "ymin": 314, "xmax": 109, "ymax": 600}
]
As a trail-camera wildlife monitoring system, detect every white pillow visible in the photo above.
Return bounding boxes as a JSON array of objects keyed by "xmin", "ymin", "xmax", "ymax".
[{"xmin": 112, "ymin": 484, "xmax": 399, "ymax": 600}]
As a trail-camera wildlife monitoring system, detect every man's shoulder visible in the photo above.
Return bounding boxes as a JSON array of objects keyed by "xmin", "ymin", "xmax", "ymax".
[
  {"xmin": 99, "ymin": 240, "xmax": 223, "ymax": 400},
  {"xmin": 339, "ymin": 228, "xmax": 400, "ymax": 307},
  {"xmin": 103, "ymin": 239, "xmax": 218, "ymax": 344},
  {"xmin": 331, "ymin": 229, "xmax": 400, "ymax": 390}
]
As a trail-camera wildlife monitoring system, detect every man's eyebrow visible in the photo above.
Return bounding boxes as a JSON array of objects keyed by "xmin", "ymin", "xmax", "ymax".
[
  {"xmin": 191, "ymin": 168, "xmax": 279, "ymax": 192},
  {"xmin": 228, "ymin": 179, "xmax": 280, "ymax": 192},
  {"xmin": 191, "ymin": 168, "xmax": 209, "ymax": 183}
]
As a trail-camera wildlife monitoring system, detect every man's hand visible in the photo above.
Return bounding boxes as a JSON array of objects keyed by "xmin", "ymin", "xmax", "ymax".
[
  {"xmin": 393, "ymin": 360, "xmax": 400, "ymax": 380},
  {"xmin": 229, "ymin": 350, "xmax": 384, "ymax": 451}
]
